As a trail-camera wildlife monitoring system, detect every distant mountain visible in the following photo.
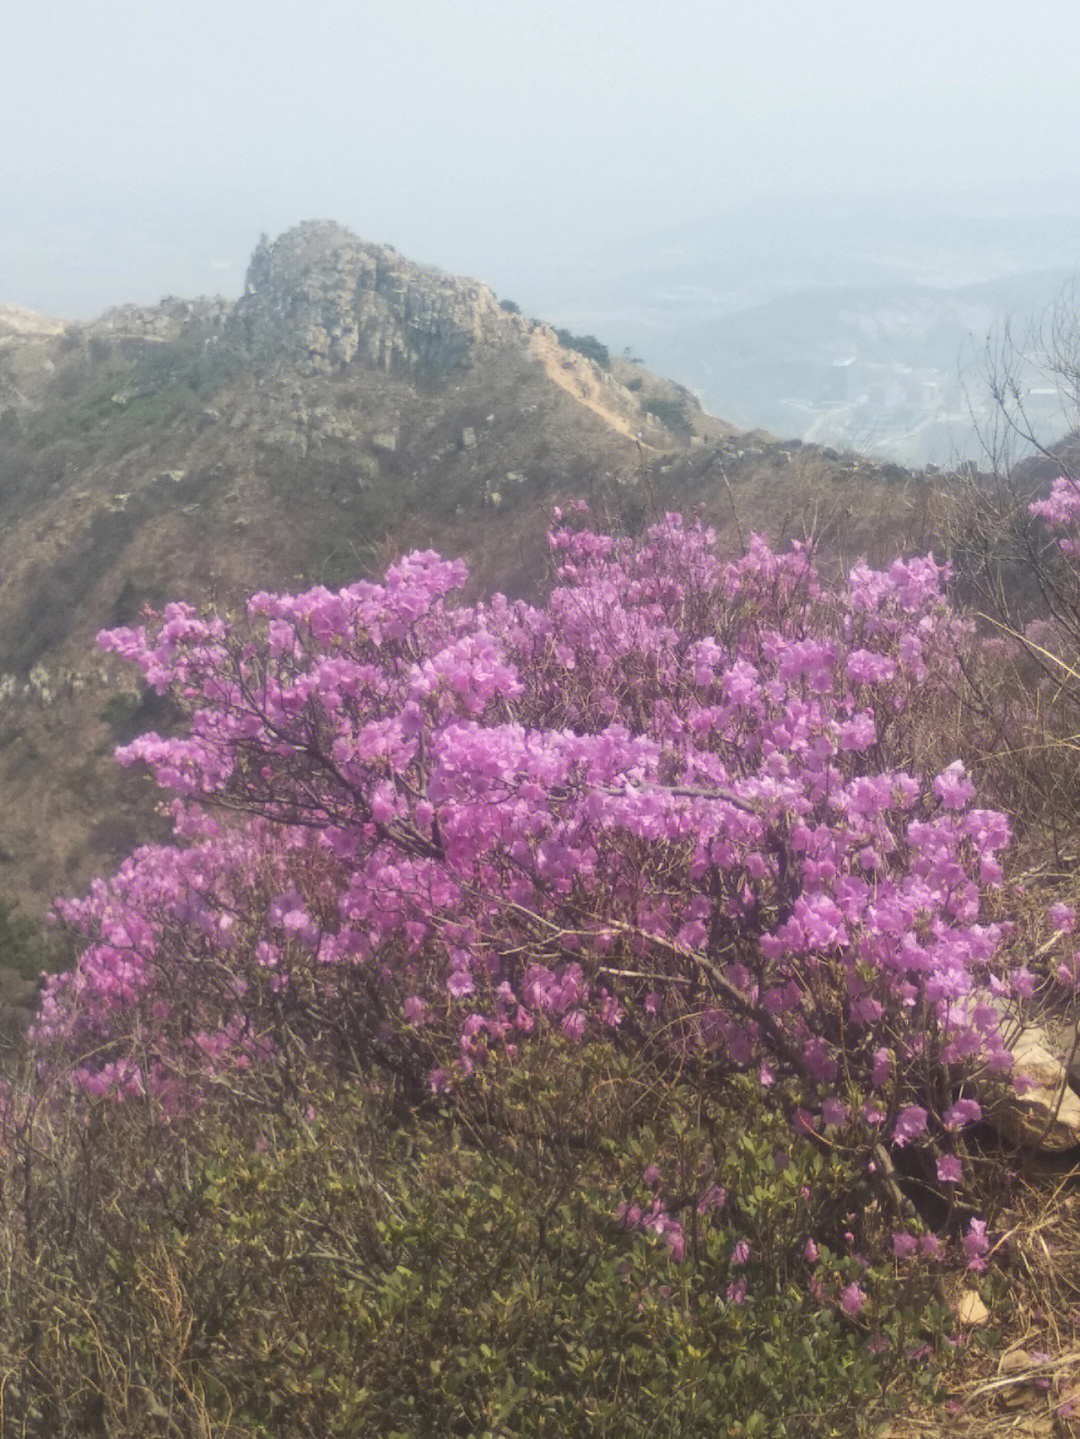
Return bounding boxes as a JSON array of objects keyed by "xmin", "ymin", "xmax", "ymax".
[
  {"xmin": 513, "ymin": 204, "xmax": 1080, "ymax": 466},
  {"xmin": 0, "ymin": 220, "xmax": 947, "ymax": 923}
]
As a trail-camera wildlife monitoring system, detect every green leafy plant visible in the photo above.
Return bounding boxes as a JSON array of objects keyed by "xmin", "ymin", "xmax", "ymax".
[
  {"xmin": 643, "ymin": 395, "xmax": 693, "ymax": 436},
  {"xmin": 554, "ymin": 329, "xmax": 610, "ymax": 367},
  {"xmin": 0, "ymin": 1041, "xmax": 948, "ymax": 1437},
  {"xmin": 0, "ymin": 898, "xmax": 57, "ymax": 982}
]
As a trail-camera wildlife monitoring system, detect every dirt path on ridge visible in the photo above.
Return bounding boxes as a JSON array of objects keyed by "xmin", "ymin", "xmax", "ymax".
[{"xmin": 529, "ymin": 329, "xmax": 656, "ymax": 446}]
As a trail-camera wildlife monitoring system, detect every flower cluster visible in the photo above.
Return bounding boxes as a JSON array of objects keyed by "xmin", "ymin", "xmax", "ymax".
[{"xmin": 1030, "ymin": 476, "xmax": 1080, "ymax": 549}]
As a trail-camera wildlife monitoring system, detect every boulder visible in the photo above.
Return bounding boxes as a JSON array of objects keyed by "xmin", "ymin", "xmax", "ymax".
[
  {"xmin": 1043, "ymin": 1015, "xmax": 1080, "ymax": 1089},
  {"xmin": 955, "ymin": 1289, "xmax": 989, "ymax": 1326},
  {"xmin": 987, "ymin": 1017, "xmax": 1080, "ymax": 1152}
]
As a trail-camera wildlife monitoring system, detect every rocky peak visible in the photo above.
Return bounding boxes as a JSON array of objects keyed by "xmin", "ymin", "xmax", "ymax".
[{"xmin": 228, "ymin": 220, "xmax": 510, "ymax": 377}]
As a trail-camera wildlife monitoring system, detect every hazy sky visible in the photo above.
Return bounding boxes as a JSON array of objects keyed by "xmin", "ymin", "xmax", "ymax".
[{"xmin": 4, "ymin": 0, "xmax": 1080, "ymax": 316}]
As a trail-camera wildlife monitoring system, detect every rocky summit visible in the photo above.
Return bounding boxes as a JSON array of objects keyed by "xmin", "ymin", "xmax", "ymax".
[{"xmin": 230, "ymin": 221, "xmax": 507, "ymax": 375}]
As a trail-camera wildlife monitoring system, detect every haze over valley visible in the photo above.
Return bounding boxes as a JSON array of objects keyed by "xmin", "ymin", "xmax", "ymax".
[{"xmin": 503, "ymin": 199, "xmax": 1080, "ymax": 467}]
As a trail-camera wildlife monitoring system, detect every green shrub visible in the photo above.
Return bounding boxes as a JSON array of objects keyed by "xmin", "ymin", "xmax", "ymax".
[
  {"xmin": 0, "ymin": 899, "xmax": 57, "ymax": 982},
  {"xmin": 1, "ymin": 1039, "xmax": 950, "ymax": 1437},
  {"xmin": 100, "ymin": 685, "xmax": 180, "ymax": 745},
  {"xmin": 554, "ymin": 329, "xmax": 610, "ymax": 368},
  {"xmin": 643, "ymin": 396, "xmax": 693, "ymax": 436},
  {"xmin": 100, "ymin": 691, "xmax": 143, "ymax": 739}
]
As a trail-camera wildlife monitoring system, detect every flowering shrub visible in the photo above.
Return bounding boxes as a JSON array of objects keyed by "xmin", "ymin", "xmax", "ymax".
[
  {"xmin": 11, "ymin": 507, "xmax": 1051, "ymax": 1432},
  {"xmin": 31, "ymin": 513, "xmax": 1023, "ymax": 1189}
]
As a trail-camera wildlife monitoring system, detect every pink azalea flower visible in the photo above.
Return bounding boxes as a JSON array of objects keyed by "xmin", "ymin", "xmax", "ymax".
[
  {"xmin": 1050, "ymin": 903, "xmax": 1076, "ymax": 933},
  {"xmin": 963, "ymin": 1217, "xmax": 989, "ymax": 1272},
  {"xmin": 821, "ymin": 1098, "xmax": 849, "ymax": 1127},
  {"xmin": 936, "ymin": 1154, "xmax": 963, "ymax": 1184},
  {"xmin": 943, "ymin": 1098, "xmax": 982, "ymax": 1129},
  {"xmin": 932, "ymin": 761, "xmax": 975, "ymax": 811},
  {"xmin": 892, "ymin": 1105, "xmax": 928, "ymax": 1146},
  {"xmin": 841, "ymin": 1283, "xmax": 867, "ymax": 1317}
]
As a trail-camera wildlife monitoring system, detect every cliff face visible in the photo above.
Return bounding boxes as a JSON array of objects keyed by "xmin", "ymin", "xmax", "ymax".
[{"xmin": 229, "ymin": 221, "xmax": 509, "ymax": 376}]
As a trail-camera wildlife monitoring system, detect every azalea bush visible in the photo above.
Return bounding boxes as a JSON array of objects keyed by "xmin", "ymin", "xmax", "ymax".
[
  {"xmin": 34, "ymin": 511, "xmax": 1020, "ymax": 1175},
  {"xmin": 5, "ymin": 503, "xmax": 1065, "ymax": 1433}
]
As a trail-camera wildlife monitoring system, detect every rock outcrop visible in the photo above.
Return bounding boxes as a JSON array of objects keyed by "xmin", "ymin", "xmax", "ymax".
[
  {"xmin": 228, "ymin": 221, "xmax": 509, "ymax": 377},
  {"xmin": 980, "ymin": 1006, "xmax": 1080, "ymax": 1152},
  {"xmin": 95, "ymin": 296, "xmax": 230, "ymax": 344}
]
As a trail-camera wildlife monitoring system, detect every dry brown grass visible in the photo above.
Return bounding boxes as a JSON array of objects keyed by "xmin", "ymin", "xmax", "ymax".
[{"xmin": 877, "ymin": 1180, "xmax": 1080, "ymax": 1436}]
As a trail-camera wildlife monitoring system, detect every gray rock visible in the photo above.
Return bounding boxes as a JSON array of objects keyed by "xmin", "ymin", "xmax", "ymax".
[
  {"xmin": 228, "ymin": 221, "xmax": 504, "ymax": 379},
  {"xmin": 978, "ymin": 1005, "xmax": 1080, "ymax": 1151}
]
